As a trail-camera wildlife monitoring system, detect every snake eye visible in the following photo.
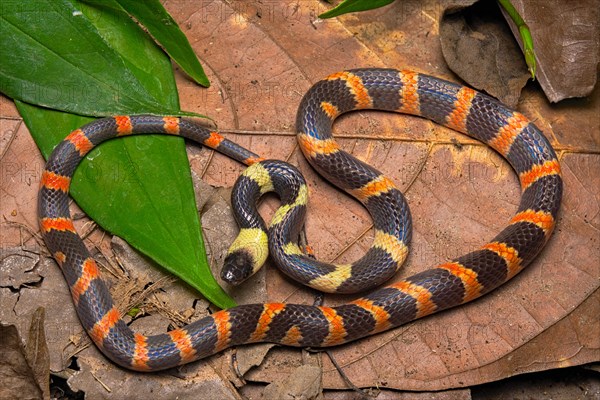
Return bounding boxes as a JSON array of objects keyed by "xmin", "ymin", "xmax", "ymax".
[{"xmin": 221, "ymin": 250, "xmax": 254, "ymax": 286}]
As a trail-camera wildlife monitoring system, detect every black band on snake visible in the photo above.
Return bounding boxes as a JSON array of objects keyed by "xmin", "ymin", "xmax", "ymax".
[{"xmin": 38, "ymin": 68, "xmax": 562, "ymax": 371}]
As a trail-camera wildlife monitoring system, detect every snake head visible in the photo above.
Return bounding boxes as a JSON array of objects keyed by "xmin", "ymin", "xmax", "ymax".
[
  {"xmin": 222, "ymin": 227, "xmax": 269, "ymax": 286},
  {"xmin": 221, "ymin": 250, "xmax": 255, "ymax": 286}
]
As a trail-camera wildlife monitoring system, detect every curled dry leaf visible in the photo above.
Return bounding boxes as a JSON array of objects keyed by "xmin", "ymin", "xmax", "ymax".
[
  {"xmin": 501, "ymin": 0, "xmax": 600, "ymax": 102},
  {"xmin": 440, "ymin": 0, "xmax": 531, "ymax": 107},
  {"xmin": 441, "ymin": 1, "xmax": 599, "ymax": 104},
  {"xmin": 0, "ymin": 324, "xmax": 44, "ymax": 399}
]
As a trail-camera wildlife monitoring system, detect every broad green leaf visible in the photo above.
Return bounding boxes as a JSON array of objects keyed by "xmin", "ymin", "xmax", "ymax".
[
  {"xmin": 319, "ymin": 0, "xmax": 395, "ymax": 19},
  {"xmin": 81, "ymin": 0, "xmax": 210, "ymax": 87},
  {"xmin": 0, "ymin": 0, "xmax": 174, "ymax": 116},
  {"xmin": 3, "ymin": 0, "xmax": 236, "ymax": 308}
]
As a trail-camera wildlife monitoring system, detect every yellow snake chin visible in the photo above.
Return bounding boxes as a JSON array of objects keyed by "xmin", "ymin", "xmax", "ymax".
[{"xmin": 226, "ymin": 228, "xmax": 269, "ymax": 274}]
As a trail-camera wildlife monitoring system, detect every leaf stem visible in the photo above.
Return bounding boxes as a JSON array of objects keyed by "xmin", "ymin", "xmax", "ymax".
[{"xmin": 498, "ymin": 0, "xmax": 536, "ymax": 79}]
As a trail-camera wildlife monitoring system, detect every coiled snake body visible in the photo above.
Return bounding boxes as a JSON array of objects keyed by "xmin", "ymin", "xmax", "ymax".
[{"xmin": 39, "ymin": 69, "xmax": 562, "ymax": 371}]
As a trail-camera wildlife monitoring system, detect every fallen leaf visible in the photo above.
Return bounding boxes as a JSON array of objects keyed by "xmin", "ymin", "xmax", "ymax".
[
  {"xmin": 0, "ymin": 324, "xmax": 44, "ymax": 399},
  {"xmin": 1, "ymin": 0, "xmax": 598, "ymax": 396},
  {"xmin": 0, "ymin": 248, "xmax": 43, "ymax": 290},
  {"xmin": 26, "ymin": 307, "xmax": 50, "ymax": 400},
  {"xmin": 501, "ymin": 0, "xmax": 600, "ymax": 102},
  {"xmin": 262, "ymin": 365, "xmax": 323, "ymax": 400},
  {"xmin": 440, "ymin": 0, "xmax": 531, "ymax": 107}
]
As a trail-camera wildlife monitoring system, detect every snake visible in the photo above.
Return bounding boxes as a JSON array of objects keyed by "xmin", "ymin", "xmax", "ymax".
[{"xmin": 39, "ymin": 68, "xmax": 562, "ymax": 371}]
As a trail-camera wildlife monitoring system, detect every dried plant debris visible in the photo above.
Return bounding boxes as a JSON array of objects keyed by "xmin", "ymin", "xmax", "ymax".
[
  {"xmin": 262, "ymin": 364, "xmax": 323, "ymax": 400},
  {"xmin": 0, "ymin": 247, "xmax": 44, "ymax": 290},
  {"xmin": 66, "ymin": 345, "xmax": 241, "ymax": 399},
  {"xmin": 440, "ymin": 0, "xmax": 531, "ymax": 107},
  {"xmin": 233, "ymin": 343, "xmax": 276, "ymax": 379},
  {"xmin": 441, "ymin": 0, "xmax": 599, "ymax": 104},
  {"xmin": 26, "ymin": 307, "xmax": 50, "ymax": 399},
  {"xmin": 501, "ymin": 0, "xmax": 600, "ymax": 102},
  {"xmin": 0, "ymin": 324, "xmax": 44, "ymax": 400}
]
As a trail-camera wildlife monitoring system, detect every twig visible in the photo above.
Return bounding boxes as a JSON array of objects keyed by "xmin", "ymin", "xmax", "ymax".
[{"xmin": 90, "ymin": 370, "xmax": 112, "ymax": 392}]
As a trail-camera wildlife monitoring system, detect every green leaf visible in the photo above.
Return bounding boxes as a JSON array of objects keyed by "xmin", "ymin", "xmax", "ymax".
[
  {"xmin": 117, "ymin": 0, "xmax": 210, "ymax": 87},
  {"xmin": 2, "ymin": 0, "xmax": 236, "ymax": 308},
  {"xmin": 319, "ymin": 0, "xmax": 395, "ymax": 19},
  {"xmin": 0, "ymin": 0, "xmax": 174, "ymax": 116},
  {"xmin": 81, "ymin": 0, "xmax": 210, "ymax": 87}
]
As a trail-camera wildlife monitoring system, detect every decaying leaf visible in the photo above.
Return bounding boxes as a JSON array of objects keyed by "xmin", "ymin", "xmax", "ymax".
[
  {"xmin": 501, "ymin": 0, "xmax": 600, "ymax": 102},
  {"xmin": 0, "ymin": 324, "xmax": 44, "ymax": 400},
  {"xmin": 0, "ymin": 248, "xmax": 44, "ymax": 290},
  {"xmin": 262, "ymin": 365, "xmax": 323, "ymax": 400},
  {"xmin": 1, "ymin": 0, "xmax": 598, "ymax": 397},
  {"xmin": 25, "ymin": 308, "xmax": 50, "ymax": 400},
  {"xmin": 440, "ymin": 0, "xmax": 531, "ymax": 107},
  {"xmin": 441, "ymin": 0, "xmax": 599, "ymax": 104}
]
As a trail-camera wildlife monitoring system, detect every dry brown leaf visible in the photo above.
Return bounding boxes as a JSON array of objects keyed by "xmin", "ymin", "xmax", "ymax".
[
  {"xmin": 440, "ymin": 1, "xmax": 531, "ymax": 107},
  {"xmin": 0, "ymin": 248, "xmax": 43, "ymax": 290},
  {"xmin": 502, "ymin": 0, "xmax": 600, "ymax": 102},
  {"xmin": 25, "ymin": 307, "xmax": 50, "ymax": 400},
  {"xmin": 0, "ymin": 324, "xmax": 44, "ymax": 400},
  {"xmin": 1, "ymin": 0, "xmax": 598, "ymax": 396},
  {"xmin": 262, "ymin": 365, "xmax": 323, "ymax": 400}
]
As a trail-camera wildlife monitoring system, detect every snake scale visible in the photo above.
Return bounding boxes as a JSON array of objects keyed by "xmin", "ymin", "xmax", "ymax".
[{"xmin": 39, "ymin": 69, "xmax": 562, "ymax": 371}]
